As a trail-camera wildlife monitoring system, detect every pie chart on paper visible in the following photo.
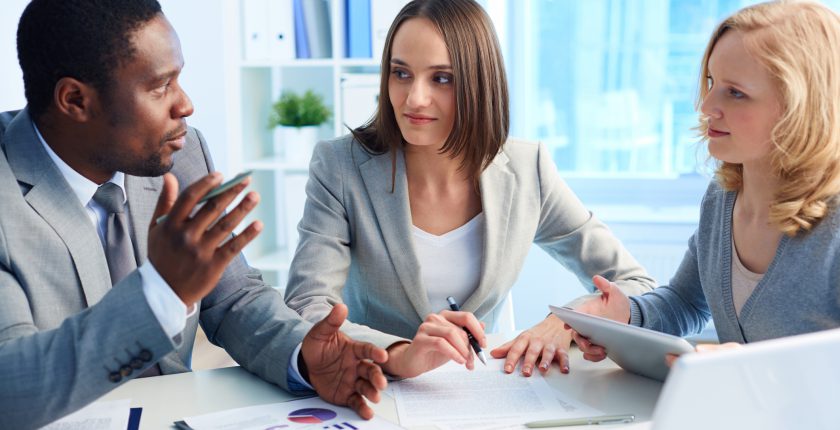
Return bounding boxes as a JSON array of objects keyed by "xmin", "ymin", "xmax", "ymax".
[{"xmin": 287, "ymin": 408, "xmax": 338, "ymax": 424}]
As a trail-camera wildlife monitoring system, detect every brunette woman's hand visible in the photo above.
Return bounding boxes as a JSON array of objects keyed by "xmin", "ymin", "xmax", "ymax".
[
  {"xmin": 490, "ymin": 314, "xmax": 575, "ymax": 376},
  {"xmin": 383, "ymin": 310, "xmax": 486, "ymax": 378}
]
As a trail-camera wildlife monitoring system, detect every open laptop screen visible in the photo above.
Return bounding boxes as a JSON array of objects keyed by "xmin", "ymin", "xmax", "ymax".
[{"xmin": 652, "ymin": 328, "xmax": 840, "ymax": 430}]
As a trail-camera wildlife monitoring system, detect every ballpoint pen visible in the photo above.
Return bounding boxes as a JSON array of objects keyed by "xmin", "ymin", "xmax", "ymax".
[
  {"xmin": 446, "ymin": 296, "xmax": 488, "ymax": 365},
  {"xmin": 524, "ymin": 414, "xmax": 635, "ymax": 428}
]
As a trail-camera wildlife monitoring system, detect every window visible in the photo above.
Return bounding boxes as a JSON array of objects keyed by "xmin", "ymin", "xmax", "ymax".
[
  {"xmin": 485, "ymin": 0, "xmax": 840, "ymax": 177},
  {"xmin": 480, "ymin": 0, "xmax": 840, "ymax": 330}
]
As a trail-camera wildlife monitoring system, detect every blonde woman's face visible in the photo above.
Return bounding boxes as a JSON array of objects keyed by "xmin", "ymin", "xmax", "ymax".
[
  {"xmin": 700, "ymin": 31, "xmax": 782, "ymax": 168},
  {"xmin": 388, "ymin": 18, "xmax": 456, "ymax": 150}
]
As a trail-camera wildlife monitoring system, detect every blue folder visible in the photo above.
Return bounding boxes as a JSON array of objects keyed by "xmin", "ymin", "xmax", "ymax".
[
  {"xmin": 345, "ymin": 0, "xmax": 372, "ymax": 58},
  {"xmin": 294, "ymin": 0, "xmax": 310, "ymax": 58}
]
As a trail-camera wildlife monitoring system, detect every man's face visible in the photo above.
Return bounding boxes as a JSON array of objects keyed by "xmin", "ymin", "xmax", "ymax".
[{"xmin": 89, "ymin": 14, "xmax": 193, "ymax": 177}]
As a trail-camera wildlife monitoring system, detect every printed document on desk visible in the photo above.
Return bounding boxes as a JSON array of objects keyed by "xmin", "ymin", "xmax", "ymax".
[
  {"xmin": 41, "ymin": 399, "xmax": 132, "ymax": 430},
  {"xmin": 180, "ymin": 397, "xmax": 401, "ymax": 430},
  {"xmin": 391, "ymin": 360, "xmax": 602, "ymax": 428}
]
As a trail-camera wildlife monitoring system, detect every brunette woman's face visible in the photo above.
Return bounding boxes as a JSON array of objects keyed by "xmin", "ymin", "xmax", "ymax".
[{"xmin": 388, "ymin": 18, "xmax": 456, "ymax": 149}]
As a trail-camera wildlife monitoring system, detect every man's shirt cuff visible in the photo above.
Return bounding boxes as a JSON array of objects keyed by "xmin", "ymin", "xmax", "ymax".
[
  {"xmin": 287, "ymin": 342, "xmax": 314, "ymax": 392},
  {"xmin": 139, "ymin": 262, "xmax": 191, "ymax": 339}
]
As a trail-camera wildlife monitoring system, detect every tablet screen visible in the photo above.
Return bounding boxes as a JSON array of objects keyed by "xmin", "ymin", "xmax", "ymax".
[{"xmin": 550, "ymin": 305, "xmax": 694, "ymax": 381}]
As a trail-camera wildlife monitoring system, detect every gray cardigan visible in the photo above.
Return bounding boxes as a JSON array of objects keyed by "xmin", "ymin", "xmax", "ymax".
[
  {"xmin": 286, "ymin": 135, "xmax": 656, "ymax": 348},
  {"xmin": 630, "ymin": 182, "xmax": 840, "ymax": 343}
]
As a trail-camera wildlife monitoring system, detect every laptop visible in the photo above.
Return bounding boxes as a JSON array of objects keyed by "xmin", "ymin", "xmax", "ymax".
[{"xmin": 650, "ymin": 327, "xmax": 840, "ymax": 430}]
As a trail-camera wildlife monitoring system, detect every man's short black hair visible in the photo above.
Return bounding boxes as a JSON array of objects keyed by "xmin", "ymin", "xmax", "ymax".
[{"xmin": 16, "ymin": 0, "xmax": 162, "ymax": 121}]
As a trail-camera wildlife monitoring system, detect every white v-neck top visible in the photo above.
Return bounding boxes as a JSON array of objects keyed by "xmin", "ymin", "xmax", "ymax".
[
  {"xmin": 412, "ymin": 213, "xmax": 485, "ymax": 312},
  {"xmin": 731, "ymin": 238, "xmax": 764, "ymax": 316}
]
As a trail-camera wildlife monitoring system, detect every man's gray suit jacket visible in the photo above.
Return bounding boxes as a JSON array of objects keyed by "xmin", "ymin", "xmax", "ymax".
[{"xmin": 0, "ymin": 109, "xmax": 312, "ymax": 429}]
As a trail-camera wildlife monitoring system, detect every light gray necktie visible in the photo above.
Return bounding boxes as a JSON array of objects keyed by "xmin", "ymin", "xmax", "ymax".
[
  {"xmin": 93, "ymin": 182, "xmax": 137, "ymax": 285},
  {"xmin": 93, "ymin": 183, "xmax": 162, "ymax": 378}
]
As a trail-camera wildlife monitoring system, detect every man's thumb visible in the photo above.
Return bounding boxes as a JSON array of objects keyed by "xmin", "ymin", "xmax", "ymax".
[
  {"xmin": 312, "ymin": 303, "xmax": 348, "ymax": 337},
  {"xmin": 151, "ymin": 173, "xmax": 178, "ymax": 226}
]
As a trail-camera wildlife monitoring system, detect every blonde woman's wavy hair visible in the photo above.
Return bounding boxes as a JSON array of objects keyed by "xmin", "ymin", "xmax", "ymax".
[{"xmin": 697, "ymin": 0, "xmax": 840, "ymax": 236}]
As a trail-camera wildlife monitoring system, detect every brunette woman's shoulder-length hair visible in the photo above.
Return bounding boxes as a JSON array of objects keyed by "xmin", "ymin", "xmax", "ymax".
[
  {"xmin": 696, "ymin": 0, "xmax": 840, "ymax": 236},
  {"xmin": 351, "ymin": 0, "xmax": 509, "ymax": 189}
]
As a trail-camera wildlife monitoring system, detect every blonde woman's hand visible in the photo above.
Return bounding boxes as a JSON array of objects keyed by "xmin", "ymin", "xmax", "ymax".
[
  {"xmin": 665, "ymin": 342, "xmax": 742, "ymax": 367},
  {"xmin": 383, "ymin": 311, "xmax": 486, "ymax": 378},
  {"xmin": 567, "ymin": 275, "xmax": 632, "ymax": 363}
]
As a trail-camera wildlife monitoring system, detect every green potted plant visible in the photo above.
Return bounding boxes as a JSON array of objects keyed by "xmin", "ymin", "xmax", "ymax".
[{"xmin": 268, "ymin": 89, "xmax": 332, "ymax": 165}]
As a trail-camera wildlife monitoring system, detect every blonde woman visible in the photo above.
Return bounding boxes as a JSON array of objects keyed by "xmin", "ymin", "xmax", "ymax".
[
  {"xmin": 574, "ymin": 0, "xmax": 840, "ymax": 362},
  {"xmin": 284, "ymin": 0, "xmax": 655, "ymax": 379}
]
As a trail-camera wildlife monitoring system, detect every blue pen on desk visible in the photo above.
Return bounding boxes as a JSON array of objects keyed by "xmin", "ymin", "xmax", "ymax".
[{"xmin": 446, "ymin": 296, "xmax": 487, "ymax": 365}]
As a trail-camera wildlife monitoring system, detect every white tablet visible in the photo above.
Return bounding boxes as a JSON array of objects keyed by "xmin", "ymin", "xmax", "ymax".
[{"xmin": 550, "ymin": 305, "xmax": 694, "ymax": 381}]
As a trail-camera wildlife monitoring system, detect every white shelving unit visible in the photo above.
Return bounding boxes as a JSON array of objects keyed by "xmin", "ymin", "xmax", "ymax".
[{"xmin": 223, "ymin": 0, "xmax": 384, "ymax": 287}]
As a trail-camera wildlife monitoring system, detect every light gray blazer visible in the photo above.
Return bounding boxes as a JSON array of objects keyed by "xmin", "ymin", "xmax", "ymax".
[
  {"xmin": 0, "ymin": 109, "xmax": 312, "ymax": 430},
  {"xmin": 285, "ymin": 135, "xmax": 656, "ymax": 348}
]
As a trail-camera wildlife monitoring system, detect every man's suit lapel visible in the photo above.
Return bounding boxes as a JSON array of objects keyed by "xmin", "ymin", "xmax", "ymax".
[
  {"xmin": 462, "ymin": 152, "xmax": 514, "ymax": 313},
  {"xmin": 358, "ymin": 148, "xmax": 431, "ymax": 320},
  {"xmin": 2, "ymin": 111, "xmax": 112, "ymax": 306}
]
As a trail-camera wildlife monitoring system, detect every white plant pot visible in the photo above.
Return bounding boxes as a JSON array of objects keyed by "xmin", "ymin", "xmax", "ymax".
[{"xmin": 274, "ymin": 125, "xmax": 319, "ymax": 166}]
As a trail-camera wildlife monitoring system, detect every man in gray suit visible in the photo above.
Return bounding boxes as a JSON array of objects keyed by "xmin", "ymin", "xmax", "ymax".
[{"xmin": 0, "ymin": 1, "xmax": 387, "ymax": 428}]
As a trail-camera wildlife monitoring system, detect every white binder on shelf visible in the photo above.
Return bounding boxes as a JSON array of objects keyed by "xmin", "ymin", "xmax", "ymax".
[
  {"xmin": 242, "ymin": 0, "xmax": 270, "ymax": 61},
  {"xmin": 370, "ymin": 0, "xmax": 410, "ymax": 61},
  {"xmin": 340, "ymin": 73, "xmax": 380, "ymax": 130},
  {"xmin": 268, "ymin": 0, "xmax": 296, "ymax": 61}
]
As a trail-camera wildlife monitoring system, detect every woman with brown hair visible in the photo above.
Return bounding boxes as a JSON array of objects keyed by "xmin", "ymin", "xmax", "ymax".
[{"xmin": 284, "ymin": 0, "xmax": 655, "ymax": 378}]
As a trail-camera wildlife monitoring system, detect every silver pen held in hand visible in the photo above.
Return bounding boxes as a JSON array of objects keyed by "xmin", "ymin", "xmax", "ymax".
[{"xmin": 446, "ymin": 296, "xmax": 488, "ymax": 365}]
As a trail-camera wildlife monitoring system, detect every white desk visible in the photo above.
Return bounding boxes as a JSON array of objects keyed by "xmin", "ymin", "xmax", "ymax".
[{"xmin": 101, "ymin": 334, "xmax": 662, "ymax": 429}]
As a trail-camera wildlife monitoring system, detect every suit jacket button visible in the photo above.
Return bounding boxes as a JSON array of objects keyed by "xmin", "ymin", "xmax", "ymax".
[
  {"xmin": 109, "ymin": 372, "xmax": 122, "ymax": 383},
  {"xmin": 130, "ymin": 358, "xmax": 144, "ymax": 369},
  {"xmin": 119, "ymin": 365, "xmax": 133, "ymax": 378},
  {"xmin": 138, "ymin": 349, "xmax": 152, "ymax": 362}
]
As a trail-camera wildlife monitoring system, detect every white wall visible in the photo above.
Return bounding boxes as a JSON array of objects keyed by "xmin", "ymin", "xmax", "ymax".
[
  {"xmin": 0, "ymin": 0, "xmax": 233, "ymax": 175},
  {"xmin": 0, "ymin": 0, "xmax": 28, "ymax": 113},
  {"xmin": 159, "ymin": 0, "xmax": 232, "ymax": 175}
]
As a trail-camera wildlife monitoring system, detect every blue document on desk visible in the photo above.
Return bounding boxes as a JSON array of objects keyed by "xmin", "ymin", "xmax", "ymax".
[{"xmin": 127, "ymin": 408, "xmax": 142, "ymax": 430}]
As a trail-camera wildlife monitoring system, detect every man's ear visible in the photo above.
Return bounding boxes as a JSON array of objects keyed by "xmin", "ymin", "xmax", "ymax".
[{"xmin": 53, "ymin": 77, "xmax": 99, "ymax": 122}]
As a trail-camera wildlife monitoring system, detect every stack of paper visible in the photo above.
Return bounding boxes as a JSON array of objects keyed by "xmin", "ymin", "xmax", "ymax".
[
  {"xmin": 390, "ymin": 360, "xmax": 603, "ymax": 429},
  {"xmin": 40, "ymin": 399, "xmax": 133, "ymax": 430}
]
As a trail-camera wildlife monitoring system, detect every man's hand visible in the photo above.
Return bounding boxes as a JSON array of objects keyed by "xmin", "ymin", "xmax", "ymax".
[
  {"xmin": 148, "ymin": 172, "xmax": 262, "ymax": 306},
  {"xmin": 301, "ymin": 304, "xmax": 388, "ymax": 420},
  {"xmin": 490, "ymin": 315, "xmax": 573, "ymax": 376}
]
